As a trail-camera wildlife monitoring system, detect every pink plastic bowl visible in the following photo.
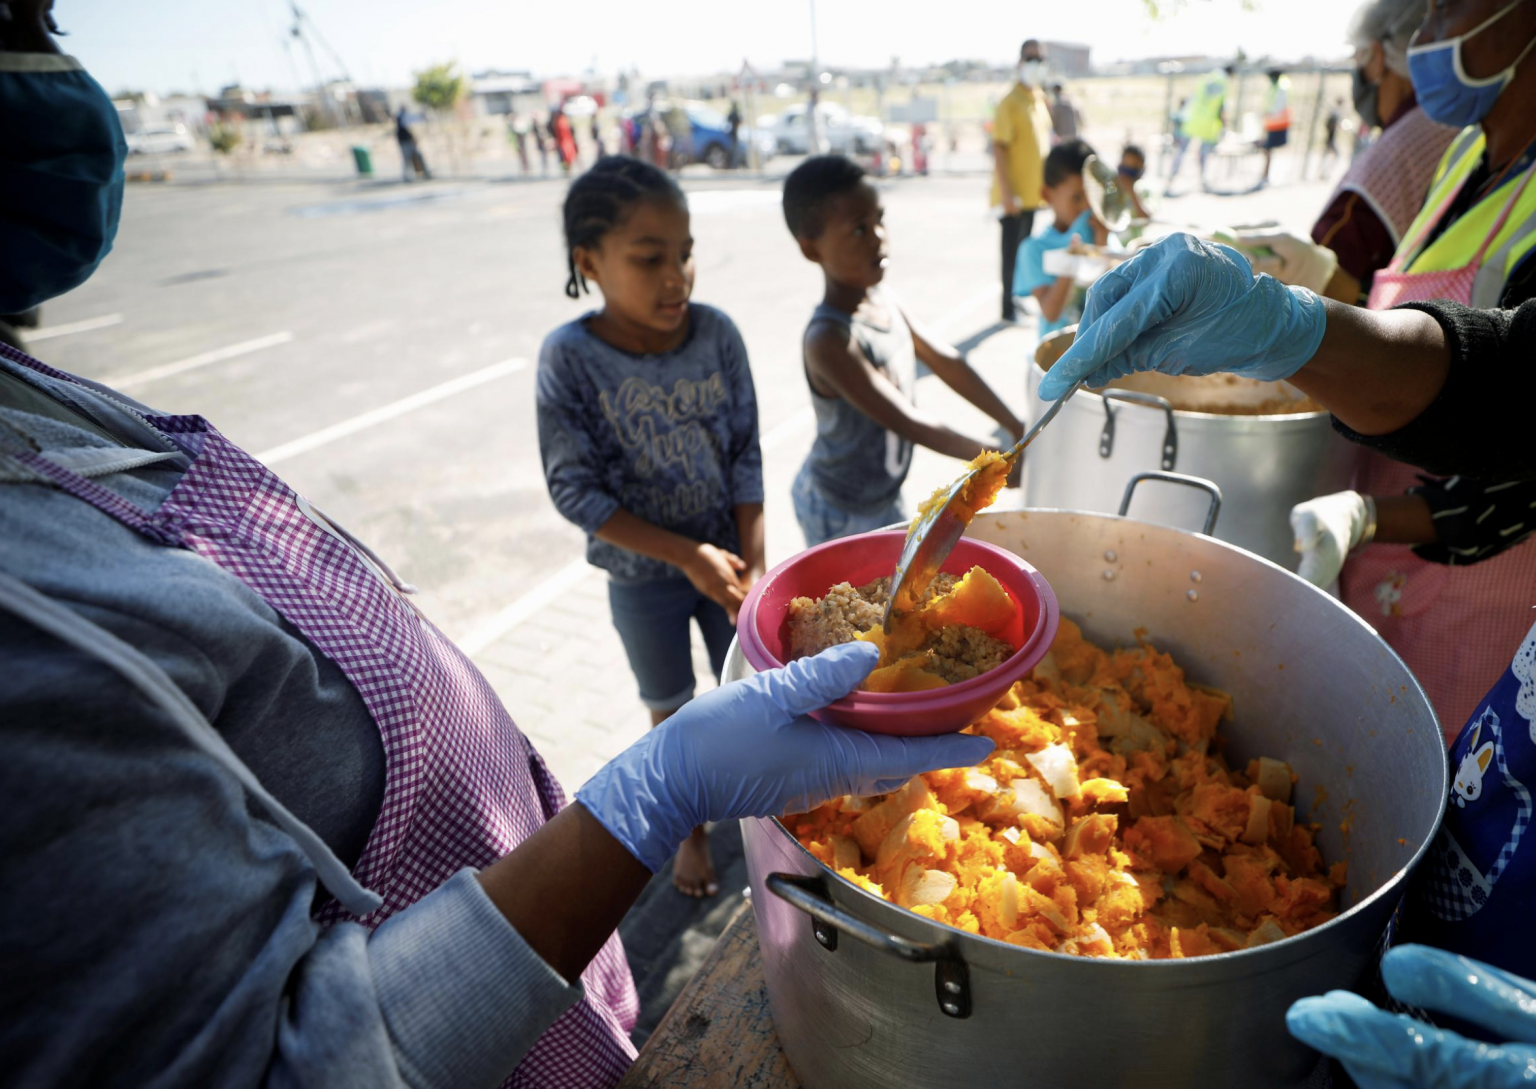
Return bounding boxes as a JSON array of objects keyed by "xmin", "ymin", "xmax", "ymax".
[{"xmin": 737, "ymin": 531, "xmax": 1060, "ymax": 736}]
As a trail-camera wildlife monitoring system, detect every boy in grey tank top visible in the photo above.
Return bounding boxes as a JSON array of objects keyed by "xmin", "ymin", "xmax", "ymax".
[{"xmin": 782, "ymin": 156, "xmax": 1026, "ymax": 546}]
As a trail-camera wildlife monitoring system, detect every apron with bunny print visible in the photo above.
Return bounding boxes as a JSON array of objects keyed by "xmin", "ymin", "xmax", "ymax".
[{"xmin": 1397, "ymin": 619, "xmax": 1536, "ymax": 976}]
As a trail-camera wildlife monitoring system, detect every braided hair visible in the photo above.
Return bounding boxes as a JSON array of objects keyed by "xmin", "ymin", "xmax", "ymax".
[{"xmin": 562, "ymin": 155, "xmax": 685, "ymax": 300}]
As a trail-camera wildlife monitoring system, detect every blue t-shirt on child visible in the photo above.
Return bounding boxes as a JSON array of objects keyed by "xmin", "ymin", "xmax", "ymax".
[
  {"xmin": 1013, "ymin": 210, "xmax": 1094, "ymax": 337},
  {"xmin": 536, "ymin": 303, "xmax": 763, "ymax": 583}
]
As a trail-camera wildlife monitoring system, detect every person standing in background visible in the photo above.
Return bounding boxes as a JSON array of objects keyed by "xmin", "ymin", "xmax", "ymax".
[
  {"xmin": 1258, "ymin": 68, "xmax": 1293, "ymax": 187},
  {"xmin": 992, "ymin": 38, "xmax": 1053, "ymax": 323},
  {"xmin": 590, "ymin": 114, "xmax": 605, "ymax": 159},
  {"xmin": 1048, "ymin": 82, "xmax": 1082, "ymax": 143},
  {"xmin": 530, "ymin": 113, "xmax": 551, "ymax": 175},
  {"xmin": 395, "ymin": 105, "xmax": 430, "ymax": 182},
  {"xmin": 727, "ymin": 99, "xmax": 742, "ymax": 162},
  {"xmin": 508, "ymin": 109, "xmax": 531, "ymax": 175},
  {"xmin": 1323, "ymin": 97, "xmax": 1344, "ymax": 172},
  {"xmin": 664, "ymin": 103, "xmax": 693, "ymax": 168},
  {"xmin": 1167, "ymin": 65, "xmax": 1231, "ymax": 194},
  {"xmin": 553, "ymin": 103, "xmax": 578, "ymax": 175}
]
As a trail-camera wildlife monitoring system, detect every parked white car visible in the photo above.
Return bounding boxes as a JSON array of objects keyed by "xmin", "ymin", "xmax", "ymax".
[
  {"xmin": 763, "ymin": 103, "xmax": 883, "ymax": 156},
  {"xmin": 127, "ymin": 123, "xmax": 195, "ymax": 155}
]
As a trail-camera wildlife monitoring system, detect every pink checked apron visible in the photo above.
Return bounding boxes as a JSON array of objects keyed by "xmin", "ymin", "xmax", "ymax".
[
  {"xmin": 1344, "ymin": 158, "xmax": 1536, "ymax": 741},
  {"xmin": 1319, "ymin": 105, "xmax": 1457, "ymax": 252},
  {"xmin": 3, "ymin": 345, "xmax": 639, "ymax": 1087}
]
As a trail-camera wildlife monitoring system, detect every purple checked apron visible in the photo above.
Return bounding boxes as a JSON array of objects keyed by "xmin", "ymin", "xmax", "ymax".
[{"xmin": 2, "ymin": 346, "xmax": 639, "ymax": 1087}]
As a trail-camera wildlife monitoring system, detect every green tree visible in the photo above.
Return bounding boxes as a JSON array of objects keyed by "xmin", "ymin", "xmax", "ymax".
[
  {"xmin": 208, "ymin": 122, "xmax": 243, "ymax": 154},
  {"xmin": 412, "ymin": 62, "xmax": 467, "ymax": 112}
]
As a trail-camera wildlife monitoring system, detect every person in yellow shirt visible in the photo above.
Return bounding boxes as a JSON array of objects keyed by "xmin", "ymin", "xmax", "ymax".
[{"xmin": 992, "ymin": 38, "xmax": 1054, "ymax": 322}]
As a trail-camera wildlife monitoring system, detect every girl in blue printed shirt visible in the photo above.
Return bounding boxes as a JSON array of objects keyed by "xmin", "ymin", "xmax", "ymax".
[{"xmin": 536, "ymin": 157, "xmax": 764, "ymax": 898}]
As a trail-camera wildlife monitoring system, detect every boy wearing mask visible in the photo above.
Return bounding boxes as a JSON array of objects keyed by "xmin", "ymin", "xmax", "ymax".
[{"xmin": 1012, "ymin": 139, "xmax": 1110, "ymax": 336}]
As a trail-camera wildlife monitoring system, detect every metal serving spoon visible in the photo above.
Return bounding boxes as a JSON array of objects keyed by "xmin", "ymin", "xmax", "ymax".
[{"xmin": 882, "ymin": 379, "xmax": 1086, "ymax": 634}]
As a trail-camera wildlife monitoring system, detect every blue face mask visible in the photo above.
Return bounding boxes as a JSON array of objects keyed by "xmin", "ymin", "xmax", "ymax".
[
  {"xmin": 0, "ymin": 53, "xmax": 127, "ymax": 314},
  {"xmin": 1407, "ymin": 0, "xmax": 1536, "ymax": 128}
]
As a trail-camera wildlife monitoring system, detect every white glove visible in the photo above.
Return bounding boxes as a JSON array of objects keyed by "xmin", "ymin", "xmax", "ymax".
[
  {"xmin": 1290, "ymin": 491, "xmax": 1373, "ymax": 588},
  {"xmin": 1232, "ymin": 229, "xmax": 1340, "ymax": 294}
]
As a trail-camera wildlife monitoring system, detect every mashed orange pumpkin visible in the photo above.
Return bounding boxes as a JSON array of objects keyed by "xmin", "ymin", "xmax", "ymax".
[
  {"xmin": 788, "ymin": 619, "xmax": 1341, "ymax": 959},
  {"xmin": 912, "ymin": 449, "xmax": 1013, "ymax": 531}
]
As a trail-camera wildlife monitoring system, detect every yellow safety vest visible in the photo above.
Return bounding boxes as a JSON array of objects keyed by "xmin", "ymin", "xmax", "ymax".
[
  {"xmin": 1184, "ymin": 75, "xmax": 1227, "ymax": 144},
  {"xmin": 1393, "ymin": 125, "xmax": 1536, "ymax": 308}
]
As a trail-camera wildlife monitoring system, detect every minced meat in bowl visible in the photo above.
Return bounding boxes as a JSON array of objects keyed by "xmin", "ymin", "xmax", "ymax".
[{"xmin": 785, "ymin": 570, "xmax": 1018, "ymax": 691}]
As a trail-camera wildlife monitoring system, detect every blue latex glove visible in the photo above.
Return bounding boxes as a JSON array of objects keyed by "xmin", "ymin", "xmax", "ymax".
[
  {"xmin": 1287, "ymin": 945, "xmax": 1536, "ymax": 1088},
  {"xmin": 1037, "ymin": 232, "xmax": 1328, "ymax": 400},
  {"xmin": 576, "ymin": 641, "xmax": 997, "ymax": 872}
]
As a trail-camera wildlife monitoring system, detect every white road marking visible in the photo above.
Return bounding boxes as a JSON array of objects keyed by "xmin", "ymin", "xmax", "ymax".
[
  {"xmin": 459, "ymin": 557, "xmax": 592, "ymax": 658},
  {"xmin": 114, "ymin": 331, "xmax": 294, "ymax": 390},
  {"xmin": 256, "ymin": 357, "xmax": 527, "ymax": 467},
  {"xmin": 26, "ymin": 314, "xmax": 125, "ymax": 341}
]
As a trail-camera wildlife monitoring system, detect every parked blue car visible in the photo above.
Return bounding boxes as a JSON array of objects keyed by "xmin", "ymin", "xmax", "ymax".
[{"xmin": 625, "ymin": 101, "xmax": 774, "ymax": 169}]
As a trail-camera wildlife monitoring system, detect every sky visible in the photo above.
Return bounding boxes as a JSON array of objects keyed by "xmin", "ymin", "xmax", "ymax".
[{"xmin": 63, "ymin": 0, "xmax": 1360, "ymax": 97}]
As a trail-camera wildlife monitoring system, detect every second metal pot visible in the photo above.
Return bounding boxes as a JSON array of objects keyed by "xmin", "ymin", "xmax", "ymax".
[{"xmin": 1024, "ymin": 328, "xmax": 1354, "ymax": 569}]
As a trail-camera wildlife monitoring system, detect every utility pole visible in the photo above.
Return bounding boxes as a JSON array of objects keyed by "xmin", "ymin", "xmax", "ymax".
[
  {"xmin": 290, "ymin": 1, "xmax": 354, "ymax": 128},
  {"xmin": 1300, "ymin": 66, "xmax": 1328, "ymax": 182},
  {"xmin": 1157, "ymin": 61, "xmax": 1180, "ymax": 179},
  {"xmin": 807, "ymin": 0, "xmax": 820, "ymax": 156}
]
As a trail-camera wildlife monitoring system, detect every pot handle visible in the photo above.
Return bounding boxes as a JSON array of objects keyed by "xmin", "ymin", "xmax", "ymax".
[
  {"xmin": 766, "ymin": 872, "xmax": 972, "ymax": 1019},
  {"xmin": 1099, "ymin": 389, "xmax": 1178, "ymax": 471},
  {"xmin": 1118, "ymin": 471, "xmax": 1223, "ymax": 535}
]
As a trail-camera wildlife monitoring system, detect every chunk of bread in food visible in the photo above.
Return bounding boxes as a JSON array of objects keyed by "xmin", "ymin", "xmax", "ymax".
[
  {"xmin": 979, "ymin": 777, "xmax": 1064, "ymax": 830},
  {"xmin": 896, "ymin": 866, "xmax": 958, "ymax": 909},
  {"xmin": 1254, "ymin": 757, "xmax": 1294, "ymax": 803},
  {"xmin": 852, "ymin": 777, "xmax": 936, "ymax": 857},
  {"xmin": 1025, "ymin": 742, "xmax": 1082, "ymax": 799}
]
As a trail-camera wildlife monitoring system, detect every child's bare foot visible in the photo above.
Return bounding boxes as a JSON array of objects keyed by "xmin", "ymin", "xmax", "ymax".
[{"xmin": 673, "ymin": 826, "xmax": 718, "ymax": 898}]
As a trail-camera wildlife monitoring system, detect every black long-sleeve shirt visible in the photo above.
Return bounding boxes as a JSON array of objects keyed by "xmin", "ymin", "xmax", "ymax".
[{"xmin": 1334, "ymin": 300, "xmax": 1536, "ymax": 562}]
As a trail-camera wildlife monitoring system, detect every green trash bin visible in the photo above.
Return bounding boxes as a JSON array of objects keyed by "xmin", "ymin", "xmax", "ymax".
[{"xmin": 351, "ymin": 145, "xmax": 374, "ymax": 176}]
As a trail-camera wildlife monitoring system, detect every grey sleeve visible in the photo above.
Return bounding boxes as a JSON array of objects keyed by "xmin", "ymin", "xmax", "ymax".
[
  {"xmin": 718, "ymin": 316, "xmax": 764, "ymax": 506},
  {"xmin": 0, "ymin": 614, "xmax": 582, "ymax": 1089},
  {"xmin": 535, "ymin": 341, "xmax": 621, "ymax": 535}
]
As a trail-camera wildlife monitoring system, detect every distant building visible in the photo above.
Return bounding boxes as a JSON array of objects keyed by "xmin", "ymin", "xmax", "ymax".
[
  {"xmin": 1042, "ymin": 42, "xmax": 1092, "ymax": 78},
  {"xmin": 1119, "ymin": 55, "xmax": 1228, "ymax": 76},
  {"xmin": 205, "ymin": 86, "xmax": 303, "ymax": 124},
  {"xmin": 471, "ymin": 69, "xmax": 539, "ymax": 115},
  {"xmin": 114, "ymin": 91, "xmax": 210, "ymax": 134}
]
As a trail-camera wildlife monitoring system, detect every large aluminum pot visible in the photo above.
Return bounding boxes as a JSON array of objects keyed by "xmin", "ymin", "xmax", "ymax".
[
  {"xmin": 725, "ymin": 498, "xmax": 1448, "ymax": 1089},
  {"xmin": 1024, "ymin": 328, "xmax": 1354, "ymax": 569}
]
